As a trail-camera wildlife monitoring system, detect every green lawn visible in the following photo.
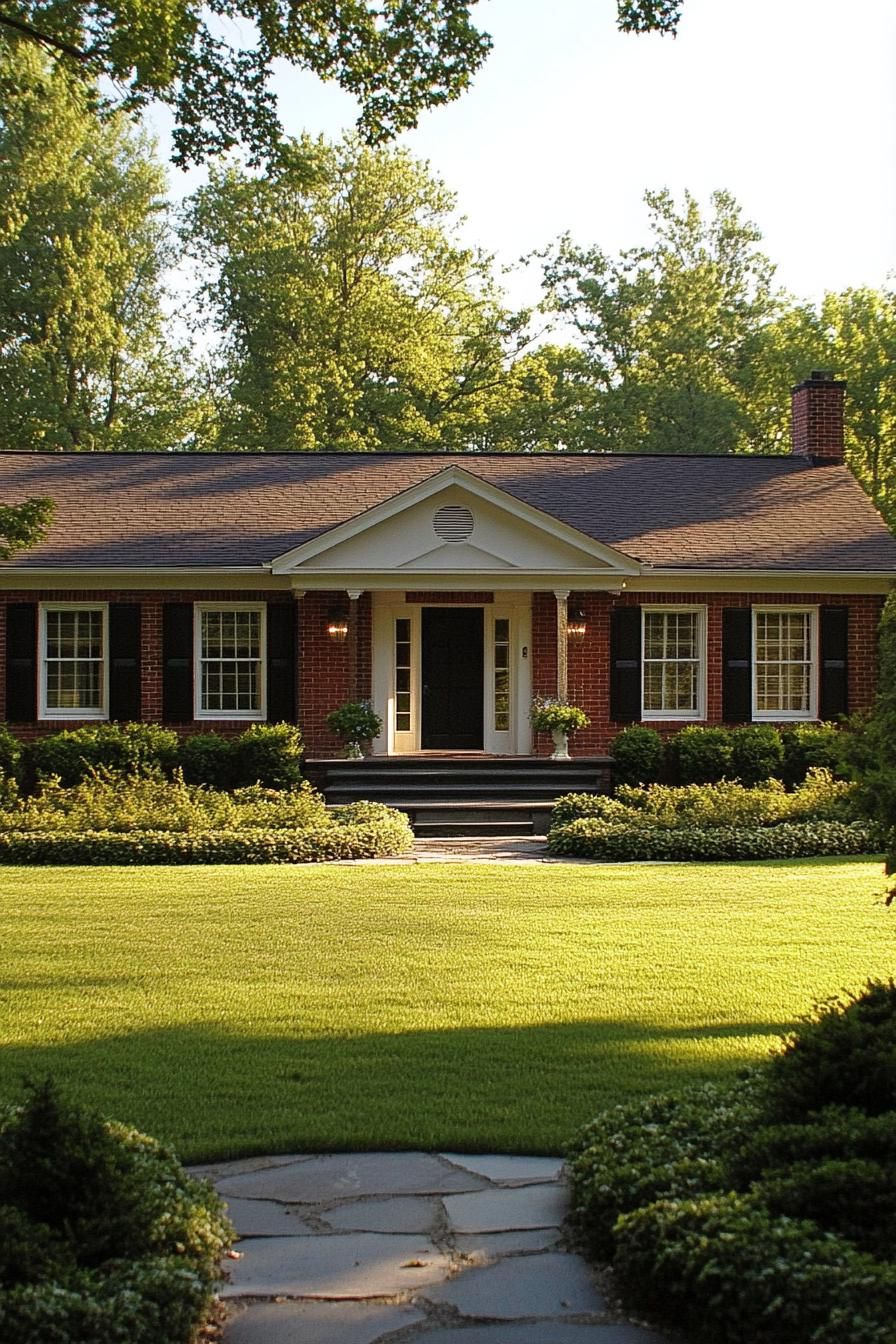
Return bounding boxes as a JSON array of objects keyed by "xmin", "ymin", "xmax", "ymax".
[{"xmin": 1, "ymin": 858, "xmax": 893, "ymax": 1161}]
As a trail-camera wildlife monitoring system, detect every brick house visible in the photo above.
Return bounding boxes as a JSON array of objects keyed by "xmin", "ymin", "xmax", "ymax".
[{"xmin": 2, "ymin": 373, "xmax": 895, "ymax": 764}]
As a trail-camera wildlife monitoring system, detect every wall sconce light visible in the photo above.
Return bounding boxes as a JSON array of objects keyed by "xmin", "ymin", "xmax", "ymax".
[
  {"xmin": 326, "ymin": 607, "xmax": 349, "ymax": 642},
  {"xmin": 567, "ymin": 606, "xmax": 587, "ymax": 640}
]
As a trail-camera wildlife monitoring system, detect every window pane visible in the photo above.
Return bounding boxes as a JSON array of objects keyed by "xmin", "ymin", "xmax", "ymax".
[
  {"xmin": 754, "ymin": 611, "xmax": 812, "ymax": 716},
  {"xmin": 642, "ymin": 611, "xmax": 700, "ymax": 715},
  {"xmin": 44, "ymin": 607, "xmax": 104, "ymax": 711},
  {"xmin": 494, "ymin": 617, "xmax": 511, "ymax": 731},
  {"xmin": 200, "ymin": 608, "xmax": 262, "ymax": 713}
]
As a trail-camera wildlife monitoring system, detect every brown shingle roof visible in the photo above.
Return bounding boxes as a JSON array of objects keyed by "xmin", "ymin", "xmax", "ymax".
[{"xmin": 1, "ymin": 451, "xmax": 895, "ymax": 572}]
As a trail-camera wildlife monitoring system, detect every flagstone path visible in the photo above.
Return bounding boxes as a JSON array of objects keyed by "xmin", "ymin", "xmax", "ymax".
[{"xmin": 192, "ymin": 1151, "xmax": 675, "ymax": 1344}]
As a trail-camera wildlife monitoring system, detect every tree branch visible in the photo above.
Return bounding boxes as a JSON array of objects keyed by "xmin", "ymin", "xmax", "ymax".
[{"xmin": 0, "ymin": 13, "xmax": 89, "ymax": 63}]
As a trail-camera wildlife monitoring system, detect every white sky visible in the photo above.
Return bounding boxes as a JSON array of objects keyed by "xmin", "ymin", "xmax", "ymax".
[{"xmin": 157, "ymin": 0, "xmax": 896, "ymax": 310}]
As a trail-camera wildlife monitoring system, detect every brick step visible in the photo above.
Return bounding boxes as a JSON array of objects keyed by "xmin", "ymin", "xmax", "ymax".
[{"xmin": 413, "ymin": 820, "xmax": 546, "ymax": 839}]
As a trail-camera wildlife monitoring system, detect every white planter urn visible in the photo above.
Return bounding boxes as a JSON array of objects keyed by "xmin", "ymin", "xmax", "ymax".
[
  {"xmin": 550, "ymin": 728, "xmax": 570, "ymax": 761},
  {"xmin": 344, "ymin": 741, "xmax": 364, "ymax": 759}
]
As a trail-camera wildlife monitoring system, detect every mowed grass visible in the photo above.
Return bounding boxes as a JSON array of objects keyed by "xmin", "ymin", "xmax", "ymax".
[{"xmin": 1, "ymin": 858, "xmax": 893, "ymax": 1161}]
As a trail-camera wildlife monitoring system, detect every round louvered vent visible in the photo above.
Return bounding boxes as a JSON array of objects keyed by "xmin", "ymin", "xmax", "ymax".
[{"xmin": 433, "ymin": 505, "xmax": 474, "ymax": 543}]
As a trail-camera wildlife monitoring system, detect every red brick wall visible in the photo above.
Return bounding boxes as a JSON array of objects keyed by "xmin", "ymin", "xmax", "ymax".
[
  {"xmin": 0, "ymin": 586, "xmax": 885, "ymax": 756},
  {"xmin": 531, "ymin": 589, "xmax": 883, "ymax": 755},
  {"xmin": 0, "ymin": 589, "xmax": 296, "ymax": 740},
  {"xmin": 298, "ymin": 591, "xmax": 373, "ymax": 757}
]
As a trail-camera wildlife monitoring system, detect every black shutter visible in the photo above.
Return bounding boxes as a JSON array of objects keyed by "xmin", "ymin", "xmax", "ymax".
[
  {"xmin": 108, "ymin": 603, "xmax": 141, "ymax": 722},
  {"xmin": 819, "ymin": 606, "xmax": 849, "ymax": 720},
  {"xmin": 5, "ymin": 603, "xmax": 37, "ymax": 723},
  {"xmin": 266, "ymin": 602, "xmax": 297, "ymax": 723},
  {"xmin": 162, "ymin": 603, "xmax": 193, "ymax": 724},
  {"xmin": 722, "ymin": 608, "xmax": 752, "ymax": 723},
  {"xmin": 610, "ymin": 607, "xmax": 641, "ymax": 723}
]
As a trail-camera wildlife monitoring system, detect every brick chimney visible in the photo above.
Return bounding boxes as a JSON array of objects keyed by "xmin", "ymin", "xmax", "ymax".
[{"xmin": 791, "ymin": 370, "xmax": 846, "ymax": 464}]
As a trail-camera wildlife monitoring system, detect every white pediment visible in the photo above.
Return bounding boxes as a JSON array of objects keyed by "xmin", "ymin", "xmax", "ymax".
[{"xmin": 271, "ymin": 467, "xmax": 639, "ymax": 578}]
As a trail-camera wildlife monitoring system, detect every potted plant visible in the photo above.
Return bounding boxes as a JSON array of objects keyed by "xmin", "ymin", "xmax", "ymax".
[
  {"xmin": 530, "ymin": 696, "xmax": 589, "ymax": 761},
  {"xmin": 326, "ymin": 701, "xmax": 383, "ymax": 758}
]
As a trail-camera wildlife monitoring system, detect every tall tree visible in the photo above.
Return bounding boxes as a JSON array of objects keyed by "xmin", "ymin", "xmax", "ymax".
[
  {"xmin": 0, "ymin": 2, "xmax": 679, "ymax": 168},
  {"xmin": 541, "ymin": 189, "xmax": 786, "ymax": 455},
  {"xmin": 0, "ymin": 40, "xmax": 204, "ymax": 452},
  {"xmin": 0, "ymin": 1, "xmax": 492, "ymax": 166},
  {"xmin": 822, "ymin": 287, "xmax": 896, "ymax": 525},
  {"xmin": 184, "ymin": 135, "xmax": 536, "ymax": 452}
]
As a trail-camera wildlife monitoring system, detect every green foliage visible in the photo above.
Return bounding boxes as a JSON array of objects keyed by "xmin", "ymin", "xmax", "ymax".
[
  {"xmin": 568, "ymin": 978, "xmax": 896, "ymax": 1344},
  {"xmin": 177, "ymin": 732, "xmax": 234, "ymax": 789},
  {"xmin": 178, "ymin": 725, "xmax": 302, "ymax": 789},
  {"xmin": 551, "ymin": 770, "xmax": 861, "ymax": 840},
  {"xmin": 755, "ymin": 1157, "xmax": 896, "ymax": 1254},
  {"xmin": 326, "ymin": 702, "xmax": 384, "ymax": 745},
  {"xmin": 0, "ymin": 724, "xmax": 23, "ymax": 785},
  {"xmin": 0, "ymin": 768, "xmax": 413, "ymax": 861},
  {"xmin": 529, "ymin": 697, "xmax": 589, "ymax": 734},
  {"xmin": 668, "ymin": 725, "xmax": 733, "ymax": 783},
  {"xmin": 613, "ymin": 1193, "xmax": 896, "ymax": 1344},
  {"xmin": 846, "ymin": 595, "xmax": 896, "ymax": 887},
  {"xmin": 0, "ymin": 818, "xmax": 413, "ymax": 864},
  {"xmin": 764, "ymin": 981, "xmax": 896, "ymax": 1121},
  {"xmin": 729, "ymin": 725, "xmax": 784, "ymax": 785},
  {"xmin": 28, "ymin": 723, "xmax": 179, "ymax": 787},
  {"xmin": 230, "ymin": 723, "xmax": 303, "ymax": 788},
  {"xmin": 1, "ymin": 770, "xmax": 328, "ymax": 833},
  {"xmin": 0, "ymin": 2, "xmax": 491, "ymax": 168},
  {"xmin": 566, "ymin": 1076, "xmax": 765, "ymax": 1258},
  {"xmin": 610, "ymin": 726, "xmax": 664, "ymax": 785},
  {"xmin": 0, "ymin": 42, "xmax": 205, "ymax": 453},
  {"xmin": 547, "ymin": 817, "xmax": 876, "ymax": 862},
  {"xmin": 781, "ymin": 722, "xmax": 848, "ymax": 786},
  {"xmin": 184, "ymin": 135, "xmax": 533, "ymax": 452},
  {"xmin": 0, "ymin": 497, "xmax": 54, "ymax": 559},
  {"xmin": 0, "ymin": 1079, "xmax": 231, "ymax": 1344}
]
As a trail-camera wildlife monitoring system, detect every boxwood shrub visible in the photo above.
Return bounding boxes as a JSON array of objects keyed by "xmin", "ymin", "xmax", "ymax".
[
  {"xmin": 667, "ymin": 725, "xmax": 734, "ymax": 784},
  {"xmin": 613, "ymin": 1192, "xmax": 896, "ymax": 1344},
  {"xmin": 547, "ymin": 817, "xmax": 877, "ymax": 861},
  {"xmin": 609, "ymin": 727, "xmax": 664, "ymax": 786},
  {"xmin": 0, "ymin": 1079, "xmax": 232, "ymax": 1344},
  {"xmin": 28, "ymin": 723, "xmax": 180, "ymax": 787},
  {"xmin": 566, "ymin": 980, "xmax": 896, "ymax": 1344}
]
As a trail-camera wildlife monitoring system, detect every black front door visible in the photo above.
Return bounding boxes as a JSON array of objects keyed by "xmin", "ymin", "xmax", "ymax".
[{"xmin": 421, "ymin": 607, "xmax": 484, "ymax": 749}]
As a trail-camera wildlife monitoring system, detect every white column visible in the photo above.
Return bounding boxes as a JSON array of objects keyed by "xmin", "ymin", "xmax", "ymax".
[
  {"xmin": 347, "ymin": 589, "xmax": 364, "ymax": 701},
  {"xmin": 554, "ymin": 589, "xmax": 569, "ymax": 700}
]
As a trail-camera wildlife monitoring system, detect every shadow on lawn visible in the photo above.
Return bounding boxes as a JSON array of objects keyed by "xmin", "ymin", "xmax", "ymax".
[{"xmin": 0, "ymin": 1017, "xmax": 792, "ymax": 1163}]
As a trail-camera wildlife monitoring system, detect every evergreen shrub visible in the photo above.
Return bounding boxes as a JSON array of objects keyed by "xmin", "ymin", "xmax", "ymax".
[
  {"xmin": 781, "ymin": 722, "xmax": 847, "ymax": 786},
  {"xmin": 28, "ymin": 723, "xmax": 179, "ymax": 786},
  {"xmin": 667, "ymin": 725, "xmax": 733, "ymax": 783},
  {"xmin": 729, "ymin": 724, "xmax": 783, "ymax": 784},
  {"xmin": 0, "ymin": 1079, "xmax": 231, "ymax": 1344},
  {"xmin": 609, "ymin": 726, "xmax": 664, "ymax": 786}
]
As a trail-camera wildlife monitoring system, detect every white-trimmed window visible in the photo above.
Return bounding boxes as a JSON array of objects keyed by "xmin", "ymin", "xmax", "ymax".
[
  {"xmin": 195, "ymin": 604, "xmax": 266, "ymax": 720},
  {"xmin": 39, "ymin": 603, "xmax": 109, "ymax": 720},
  {"xmin": 642, "ymin": 607, "xmax": 706, "ymax": 720},
  {"xmin": 753, "ymin": 607, "xmax": 817, "ymax": 721}
]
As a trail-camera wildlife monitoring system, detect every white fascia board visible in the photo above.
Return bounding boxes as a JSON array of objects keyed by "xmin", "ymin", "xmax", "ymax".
[
  {"xmin": 270, "ymin": 465, "xmax": 641, "ymax": 576},
  {"xmin": 286, "ymin": 569, "xmax": 641, "ymax": 591},
  {"xmin": 0, "ymin": 568, "xmax": 288, "ymax": 591}
]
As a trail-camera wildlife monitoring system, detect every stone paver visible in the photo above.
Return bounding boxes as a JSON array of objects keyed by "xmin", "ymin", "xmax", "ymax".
[
  {"xmin": 406, "ymin": 1327, "xmax": 668, "ymax": 1344},
  {"xmin": 216, "ymin": 1151, "xmax": 486, "ymax": 1203},
  {"xmin": 443, "ymin": 1182, "xmax": 569, "ymax": 1231},
  {"xmin": 212, "ymin": 1151, "xmax": 676, "ymax": 1344},
  {"xmin": 404, "ymin": 1327, "xmax": 668, "ymax": 1344},
  {"xmin": 421, "ymin": 1251, "xmax": 606, "ymax": 1317},
  {"xmin": 320, "ymin": 1194, "xmax": 439, "ymax": 1233},
  {"xmin": 223, "ymin": 1300, "xmax": 426, "ymax": 1344},
  {"xmin": 441, "ymin": 1151, "xmax": 564, "ymax": 1183},
  {"xmin": 221, "ymin": 1231, "xmax": 451, "ymax": 1298},
  {"xmin": 223, "ymin": 1197, "xmax": 315, "ymax": 1237}
]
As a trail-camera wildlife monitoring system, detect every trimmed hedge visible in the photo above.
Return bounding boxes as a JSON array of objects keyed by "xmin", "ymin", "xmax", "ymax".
[
  {"xmin": 28, "ymin": 724, "xmax": 180, "ymax": 787},
  {"xmin": 565, "ymin": 980, "xmax": 896, "ymax": 1344},
  {"xmin": 0, "ymin": 816, "xmax": 413, "ymax": 865},
  {"xmin": 613, "ymin": 1192, "xmax": 896, "ymax": 1344},
  {"xmin": 0, "ymin": 1079, "xmax": 232, "ymax": 1344},
  {"xmin": 547, "ymin": 817, "xmax": 878, "ymax": 861},
  {"xmin": 608, "ymin": 722, "xmax": 849, "ymax": 789}
]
